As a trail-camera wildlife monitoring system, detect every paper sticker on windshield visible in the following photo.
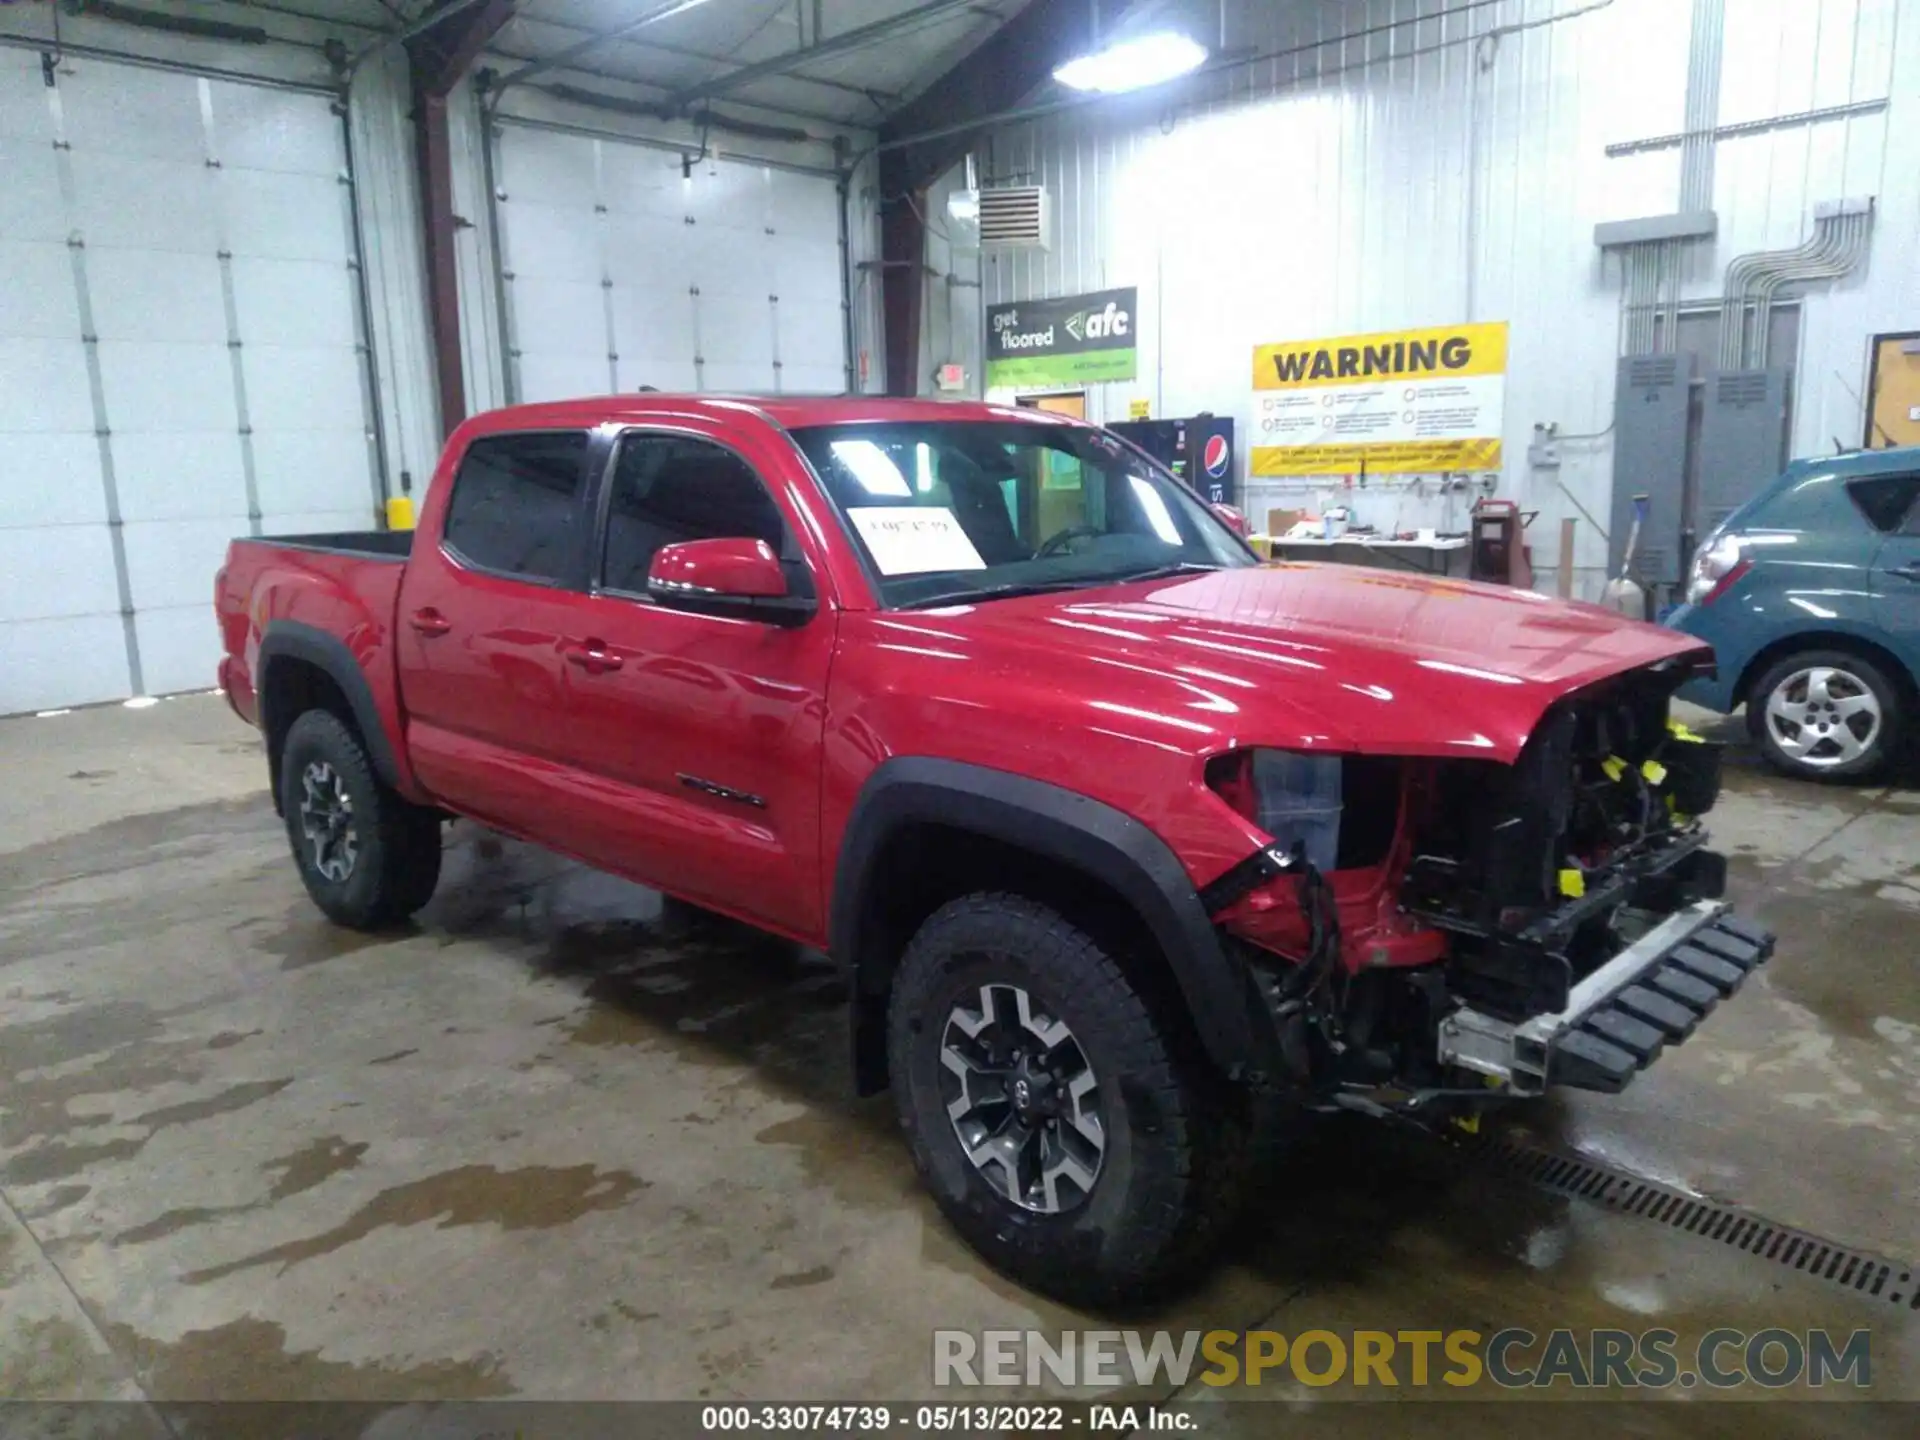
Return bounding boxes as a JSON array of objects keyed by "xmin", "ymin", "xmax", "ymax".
[{"xmin": 849, "ymin": 506, "xmax": 986, "ymax": 575}]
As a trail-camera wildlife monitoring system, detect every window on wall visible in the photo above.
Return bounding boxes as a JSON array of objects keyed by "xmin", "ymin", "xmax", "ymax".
[
  {"xmin": 442, "ymin": 432, "xmax": 590, "ymax": 582},
  {"xmin": 600, "ymin": 434, "xmax": 789, "ymax": 594}
]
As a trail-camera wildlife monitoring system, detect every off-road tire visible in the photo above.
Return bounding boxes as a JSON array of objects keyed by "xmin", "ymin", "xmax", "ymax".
[
  {"xmin": 1747, "ymin": 649, "xmax": 1903, "ymax": 782},
  {"xmin": 887, "ymin": 892, "xmax": 1235, "ymax": 1308},
  {"xmin": 280, "ymin": 709, "xmax": 442, "ymax": 929}
]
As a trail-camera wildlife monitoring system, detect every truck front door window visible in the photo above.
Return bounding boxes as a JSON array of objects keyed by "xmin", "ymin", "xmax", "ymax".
[
  {"xmin": 441, "ymin": 432, "xmax": 589, "ymax": 582},
  {"xmin": 601, "ymin": 434, "xmax": 792, "ymax": 595}
]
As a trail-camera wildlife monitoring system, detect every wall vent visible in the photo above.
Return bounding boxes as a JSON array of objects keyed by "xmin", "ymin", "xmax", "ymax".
[
  {"xmin": 978, "ymin": 186, "xmax": 1049, "ymax": 250},
  {"xmin": 1715, "ymin": 371, "xmax": 1770, "ymax": 407},
  {"xmin": 1625, "ymin": 355, "xmax": 1680, "ymax": 389}
]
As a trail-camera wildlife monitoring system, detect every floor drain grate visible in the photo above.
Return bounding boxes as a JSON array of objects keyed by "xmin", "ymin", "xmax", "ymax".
[{"xmin": 1453, "ymin": 1130, "xmax": 1920, "ymax": 1311}]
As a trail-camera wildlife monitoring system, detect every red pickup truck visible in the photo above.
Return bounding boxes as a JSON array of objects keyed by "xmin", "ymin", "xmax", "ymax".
[{"xmin": 217, "ymin": 395, "xmax": 1771, "ymax": 1305}]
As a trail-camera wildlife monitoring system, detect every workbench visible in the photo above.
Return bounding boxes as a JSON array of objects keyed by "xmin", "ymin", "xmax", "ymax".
[{"xmin": 1254, "ymin": 534, "xmax": 1470, "ymax": 577}]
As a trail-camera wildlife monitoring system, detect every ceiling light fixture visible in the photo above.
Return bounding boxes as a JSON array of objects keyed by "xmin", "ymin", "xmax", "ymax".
[{"xmin": 1052, "ymin": 31, "xmax": 1208, "ymax": 94}]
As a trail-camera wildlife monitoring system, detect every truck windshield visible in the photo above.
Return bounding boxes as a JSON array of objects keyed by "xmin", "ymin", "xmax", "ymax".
[{"xmin": 790, "ymin": 420, "xmax": 1254, "ymax": 608}]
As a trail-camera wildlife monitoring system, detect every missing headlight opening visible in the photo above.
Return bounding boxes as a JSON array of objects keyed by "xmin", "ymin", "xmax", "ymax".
[{"xmin": 1210, "ymin": 663, "xmax": 1760, "ymax": 1113}]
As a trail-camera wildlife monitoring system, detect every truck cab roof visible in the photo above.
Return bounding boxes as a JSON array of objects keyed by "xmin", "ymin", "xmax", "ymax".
[{"xmin": 455, "ymin": 394, "xmax": 1085, "ymax": 438}]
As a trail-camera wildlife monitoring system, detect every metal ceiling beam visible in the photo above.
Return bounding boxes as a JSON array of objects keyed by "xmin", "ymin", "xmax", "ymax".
[
  {"xmin": 880, "ymin": 0, "xmax": 1096, "ymax": 190},
  {"xmin": 407, "ymin": 0, "xmax": 518, "ymax": 438},
  {"xmin": 879, "ymin": 186, "xmax": 926, "ymax": 398},
  {"xmin": 490, "ymin": 0, "xmax": 718, "ymax": 101},
  {"xmin": 503, "ymin": 10, "xmax": 896, "ymax": 103},
  {"xmin": 484, "ymin": 45, "xmax": 867, "ymax": 125},
  {"xmin": 876, "ymin": 0, "xmax": 1095, "ymax": 394},
  {"xmin": 345, "ymin": 0, "xmax": 493, "ymax": 80},
  {"xmin": 663, "ymin": 0, "xmax": 978, "ymax": 111},
  {"xmin": 409, "ymin": 0, "xmax": 516, "ymax": 93}
]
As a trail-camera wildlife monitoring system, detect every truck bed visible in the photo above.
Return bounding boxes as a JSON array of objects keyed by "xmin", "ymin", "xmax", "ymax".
[
  {"xmin": 215, "ymin": 530, "xmax": 413, "ymax": 745},
  {"xmin": 232, "ymin": 530, "xmax": 413, "ymax": 560}
]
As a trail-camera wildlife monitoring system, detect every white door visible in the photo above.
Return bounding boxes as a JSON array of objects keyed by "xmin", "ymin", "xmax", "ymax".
[
  {"xmin": 491, "ymin": 122, "xmax": 848, "ymax": 405},
  {"xmin": 0, "ymin": 51, "xmax": 381, "ymax": 714}
]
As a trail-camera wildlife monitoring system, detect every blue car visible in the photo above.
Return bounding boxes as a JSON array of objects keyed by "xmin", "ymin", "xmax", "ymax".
[{"xmin": 1667, "ymin": 445, "xmax": 1920, "ymax": 780}]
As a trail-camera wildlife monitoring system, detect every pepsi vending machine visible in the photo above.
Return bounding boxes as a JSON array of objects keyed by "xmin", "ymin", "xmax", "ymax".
[{"xmin": 1109, "ymin": 414, "xmax": 1237, "ymax": 506}]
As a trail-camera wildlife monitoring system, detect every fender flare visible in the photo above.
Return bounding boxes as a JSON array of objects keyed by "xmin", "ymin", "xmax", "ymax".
[
  {"xmin": 256, "ymin": 621, "xmax": 403, "ymax": 793},
  {"xmin": 831, "ymin": 757, "xmax": 1260, "ymax": 1087}
]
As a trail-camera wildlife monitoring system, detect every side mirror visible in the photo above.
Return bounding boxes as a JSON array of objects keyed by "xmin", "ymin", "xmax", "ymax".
[
  {"xmin": 646, "ymin": 537, "xmax": 814, "ymax": 623},
  {"xmin": 1211, "ymin": 502, "xmax": 1251, "ymax": 537}
]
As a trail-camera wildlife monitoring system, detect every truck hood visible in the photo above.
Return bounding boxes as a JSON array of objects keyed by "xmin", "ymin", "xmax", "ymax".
[{"xmin": 916, "ymin": 563, "xmax": 1711, "ymax": 762}]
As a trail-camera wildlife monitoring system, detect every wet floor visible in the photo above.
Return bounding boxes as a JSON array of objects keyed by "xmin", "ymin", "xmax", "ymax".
[{"xmin": 0, "ymin": 696, "xmax": 1916, "ymax": 1428}]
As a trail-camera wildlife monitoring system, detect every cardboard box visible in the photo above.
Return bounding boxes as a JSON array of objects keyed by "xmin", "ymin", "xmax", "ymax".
[{"xmin": 1265, "ymin": 507, "xmax": 1309, "ymax": 537}]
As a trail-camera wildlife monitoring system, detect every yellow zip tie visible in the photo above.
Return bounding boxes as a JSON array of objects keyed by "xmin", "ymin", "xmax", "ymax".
[
  {"xmin": 1642, "ymin": 759, "xmax": 1669, "ymax": 785},
  {"xmin": 1601, "ymin": 756, "xmax": 1626, "ymax": 782},
  {"xmin": 1667, "ymin": 718, "xmax": 1704, "ymax": 742}
]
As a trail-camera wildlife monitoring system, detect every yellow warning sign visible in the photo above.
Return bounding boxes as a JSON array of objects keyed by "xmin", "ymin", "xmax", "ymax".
[{"xmin": 1251, "ymin": 322, "xmax": 1508, "ymax": 475}]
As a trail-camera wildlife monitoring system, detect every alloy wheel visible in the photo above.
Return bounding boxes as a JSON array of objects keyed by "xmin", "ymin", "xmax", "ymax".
[
  {"xmin": 1764, "ymin": 665, "xmax": 1881, "ymax": 769},
  {"xmin": 298, "ymin": 760, "xmax": 359, "ymax": 882},
  {"xmin": 939, "ymin": 982, "xmax": 1105, "ymax": 1214}
]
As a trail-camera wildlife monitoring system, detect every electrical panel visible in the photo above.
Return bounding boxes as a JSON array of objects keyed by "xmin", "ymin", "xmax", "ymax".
[
  {"xmin": 1609, "ymin": 354, "xmax": 1691, "ymax": 586},
  {"xmin": 1697, "ymin": 368, "xmax": 1790, "ymax": 537}
]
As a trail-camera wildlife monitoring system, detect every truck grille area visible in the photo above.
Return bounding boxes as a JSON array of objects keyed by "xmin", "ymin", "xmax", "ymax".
[{"xmin": 1401, "ymin": 666, "xmax": 1731, "ymax": 1025}]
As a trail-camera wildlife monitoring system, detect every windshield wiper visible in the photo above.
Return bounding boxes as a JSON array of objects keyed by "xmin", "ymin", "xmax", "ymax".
[
  {"xmin": 898, "ymin": 578, "xmax": 1099, "ymax": 610},
  {"xmin": 1111, "ymin": 561, "xmax": 1225, "ymax": 583}
]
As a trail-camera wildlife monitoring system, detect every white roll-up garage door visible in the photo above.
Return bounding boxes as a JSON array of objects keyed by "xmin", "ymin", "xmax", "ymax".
[
  {"xmin": 491, "ymin": 120, "xmax": 849, "ymax": 404},
  {"xmin": 0, "ymin": 50, "xmax": 382, "ymax": 714}
]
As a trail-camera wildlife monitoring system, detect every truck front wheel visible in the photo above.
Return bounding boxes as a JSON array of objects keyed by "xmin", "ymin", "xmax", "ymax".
[
  {"xmin": 887, "ymin": 893, "xmax": 1228, "ymax": 1307},
  {"xmin": 280, "ymin": 709, "xmax": 442, "ymax": 929}
]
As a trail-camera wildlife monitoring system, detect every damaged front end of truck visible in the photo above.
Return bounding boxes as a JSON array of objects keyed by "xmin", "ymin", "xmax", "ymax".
[{"xmin": 1203, "ymin": 653, "xmax": 1775, "ymax": 1121}]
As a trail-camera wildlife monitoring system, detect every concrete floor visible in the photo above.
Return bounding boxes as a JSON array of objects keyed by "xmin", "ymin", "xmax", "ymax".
[{"xmin": 2, "ymin": 694, "xmax": 1916, "ymax": 1430}]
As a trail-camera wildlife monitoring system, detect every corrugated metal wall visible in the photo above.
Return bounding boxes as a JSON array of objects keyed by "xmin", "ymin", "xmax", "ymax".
[{"xmin": 964, "ymin": 0, "xmax": 1916, "ymax": 593}]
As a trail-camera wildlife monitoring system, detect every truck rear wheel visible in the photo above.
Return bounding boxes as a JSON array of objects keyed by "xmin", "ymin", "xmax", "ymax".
[
  {"xmin": 280, "ymin": 709, "xmax": 441, "ymax": 929},
  {"xmin": 887, "ymin": 892, "xmax": 1229, "ymax": 1307}
]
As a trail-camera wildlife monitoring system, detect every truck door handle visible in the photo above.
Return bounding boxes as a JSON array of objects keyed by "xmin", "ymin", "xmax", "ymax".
[
  {"xmin": 561, "ymin": 640, "xmax": 624, "ymax": 674},
  {"xmin": 408, "ymin": 608, "xmax": 451, "ymax": 637}
]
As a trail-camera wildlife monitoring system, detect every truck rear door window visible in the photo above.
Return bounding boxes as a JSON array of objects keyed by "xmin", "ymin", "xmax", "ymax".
[
  {"xmin": 600, "ymin": 434, "xmax": 789, "ymax": 594},
  {"xmin": 442, "ymin": 431, "xmax": 590, "ymax": 581}
]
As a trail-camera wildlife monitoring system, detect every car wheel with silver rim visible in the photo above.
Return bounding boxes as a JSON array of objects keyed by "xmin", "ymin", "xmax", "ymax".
[
  {"xmin": 939, "ymin": 982, "xmax": 1106, "ymax": 1215},
  {"xmin": 298, "ymin": 760, "xmax": 359, "ymax": 882},
  {"xmin": 887, "ymin": 892, "xmax": 1233, "ymax": 1308},
  {"xmin": 279, "ymin": 708, "xmax": 443, "ymax": 928},
  {"xmin": 1749, "ymin": 649, "xmax": 1903, "ymax": 781}
]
